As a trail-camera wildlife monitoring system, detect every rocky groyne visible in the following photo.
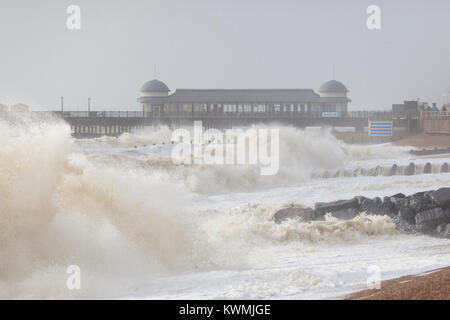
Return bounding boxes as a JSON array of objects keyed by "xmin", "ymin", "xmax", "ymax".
[{"xmin": 273, "ymin": 187, "xmax": 450, "ymax": 238}]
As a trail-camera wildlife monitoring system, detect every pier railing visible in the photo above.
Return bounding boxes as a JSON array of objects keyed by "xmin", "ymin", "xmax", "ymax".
[
  {"xmin": 42, "ymin": 110, "xmax": 392, "ymax": 120},
  {"xmin": 347, "ymin": 110, "xmax": 392, "ymax": 120},
  {"xmin": 420, "ymin": 111, "xmax": 450, "ymax": 120},
  {"xmin": 52, "ymin": 111, "xmax": 145, "ymax": 118}
]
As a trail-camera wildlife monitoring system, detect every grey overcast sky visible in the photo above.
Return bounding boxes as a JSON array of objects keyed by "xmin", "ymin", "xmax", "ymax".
[{"xmin": 0, "ymin": 0, "xmax": 449, "ymax": 110}]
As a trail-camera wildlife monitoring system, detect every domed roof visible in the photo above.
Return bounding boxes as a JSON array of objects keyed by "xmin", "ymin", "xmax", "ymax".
[
  {"xmin": 318, "ymin": 80, "xmax": 349, "ymax": 93},
  {"xmin": 140, "ymin": 79, "xmax": 170, "ymax": 92}
]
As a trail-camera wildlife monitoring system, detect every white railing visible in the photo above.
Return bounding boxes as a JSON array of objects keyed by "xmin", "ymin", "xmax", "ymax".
[{"xmin": 421, "ymin": 111, "xmax": 450, "ymax": 120}]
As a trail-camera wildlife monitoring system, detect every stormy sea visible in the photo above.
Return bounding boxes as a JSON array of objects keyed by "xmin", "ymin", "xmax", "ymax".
[{"xmin": 1, "ymin": 114, "xmax": 449, "ymax": 299}]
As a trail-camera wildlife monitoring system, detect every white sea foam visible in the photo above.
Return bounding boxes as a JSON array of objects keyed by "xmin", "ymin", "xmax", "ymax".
[
  {"xmin": 0, "ymin": 117, "xmax": 448, "ymax": 299},
  {"xmin": 0, "ymin": 119, "xmax": 199, "ymax": 298},
  {"xmin": 77, "ymin": 125, "xmax": 414, "ymax": 194}
]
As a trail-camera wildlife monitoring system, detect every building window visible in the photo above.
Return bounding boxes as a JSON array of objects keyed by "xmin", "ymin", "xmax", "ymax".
[
  {"xmin": 254, "ymin": 104, "xmax": 266, "ymax": 113},
  {"xmin": 181, "ymin": 104, "xmax": 191, "ymax": 112},
  {"xmin": 224, "ymin": 104, "xmax": 237, "ymax": 113}
]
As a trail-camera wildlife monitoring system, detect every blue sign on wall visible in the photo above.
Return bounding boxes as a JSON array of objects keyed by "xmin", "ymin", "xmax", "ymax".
[{"xmin": 369, "ymin": 121, "xmax": 393, "ymax": 136}]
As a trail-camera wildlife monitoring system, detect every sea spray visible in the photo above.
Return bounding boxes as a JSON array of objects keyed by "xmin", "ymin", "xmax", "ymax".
[
  {"xmin": 0, "ymin": 117, "xmax": 202, "ymax": 298},
  {"xmin": 0, "ymin": 118, "xmax": 437, "ymax": 299},
  {"xmin": 0, "ymin": 118, "xmax": 72, "ymax": 280},
  {"xmin": 78, "ymin": 125, "xmax": 412, "ymax": 194}
]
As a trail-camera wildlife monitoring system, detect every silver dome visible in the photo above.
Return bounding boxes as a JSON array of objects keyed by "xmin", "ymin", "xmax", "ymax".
[
  {"xmin": 318, "ymin": 80, "xmax": 349, "ymax": 93},
  {"xmin": 140, "ymin": 79, "xmax": 170, "ymax": 92}
]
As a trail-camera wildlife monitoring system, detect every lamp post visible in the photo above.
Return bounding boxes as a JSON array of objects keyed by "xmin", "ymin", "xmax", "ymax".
[
  {"xmin": 88, "ymin": 97, "xmax": 91, "ymax": 114},
  {"xmin": 61, "ymin": 96, "xmax": 64, "ymax": 113}
]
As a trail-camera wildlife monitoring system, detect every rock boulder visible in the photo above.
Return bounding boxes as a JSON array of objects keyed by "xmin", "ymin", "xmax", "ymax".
[
  {"xmin": 430, "ymin": 188, "xmax": 450, "ymax": 208},
  {"xmin": 313, "ymin": 198, "xmax": 360, "ymax": 219},
  {"xmin": 273, "ymin": 207, "xmax": 313, "ymax": 224}
]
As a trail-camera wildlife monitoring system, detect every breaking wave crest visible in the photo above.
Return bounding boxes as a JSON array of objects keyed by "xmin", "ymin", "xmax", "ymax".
[
  {"xmin": 78, "ymin": 125, "xmax": 410, "ymax": 194},
  {"xmin": 205, "ymin": 203, "xmax": 397, "ymax": 244},
  {"xmin": 0, "ymin": 118, "xmax": 201, "ymax": 298},
  {"xmin": 194, "ymin": 202, "xmax": 398, "ymax": 271}
]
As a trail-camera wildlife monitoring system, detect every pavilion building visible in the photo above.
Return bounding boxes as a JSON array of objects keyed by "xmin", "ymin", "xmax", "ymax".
[{"xmin": 137, "ymin": 79, "xmax": 351, "ymax": 118}]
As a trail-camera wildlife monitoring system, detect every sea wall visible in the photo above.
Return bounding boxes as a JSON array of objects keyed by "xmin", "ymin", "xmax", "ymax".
[{"xmin": 421, "ymin": 119, "xmax": 450, "ymax": 134}]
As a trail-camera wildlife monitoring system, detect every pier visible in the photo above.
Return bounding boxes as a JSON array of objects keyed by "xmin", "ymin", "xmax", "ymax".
[
  {"xmin": 40, "ymin": 109, "xmax": 392, "ymax": 137},
  {"xmin": 0, "ymin": 77, "xmax": 405, "ymax": 137},
  {"xmin": 0, "ymin": 109, "xmax": 394, "ymax": 137}
]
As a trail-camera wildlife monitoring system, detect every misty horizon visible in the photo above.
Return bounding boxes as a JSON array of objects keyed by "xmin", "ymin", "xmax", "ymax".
[{"xmin": 1, "ymin": 0, "xmax": 449, "ymax": 111}]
